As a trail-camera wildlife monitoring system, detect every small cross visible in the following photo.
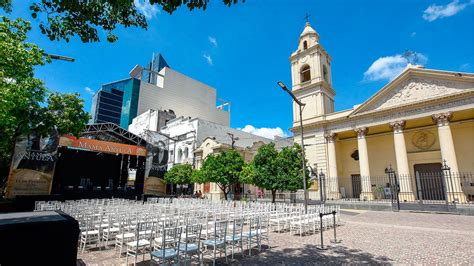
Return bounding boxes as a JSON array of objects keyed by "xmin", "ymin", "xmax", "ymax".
[{"xmin": 304, "ymin": 13, "xmax": 311, "ymax": 23}]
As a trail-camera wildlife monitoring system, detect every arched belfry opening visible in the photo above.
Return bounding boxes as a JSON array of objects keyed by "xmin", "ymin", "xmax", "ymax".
[{"xmin": 300, "ymin": 64, "xmax": 311, "ymax": 83}]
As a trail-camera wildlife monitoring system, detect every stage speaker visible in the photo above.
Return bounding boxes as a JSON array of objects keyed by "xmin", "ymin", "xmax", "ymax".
[{"xmin": 0, "ymin": 211, "xmax": 79, "ymax": 265}]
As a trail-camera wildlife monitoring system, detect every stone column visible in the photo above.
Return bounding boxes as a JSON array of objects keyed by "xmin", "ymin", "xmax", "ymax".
[
  {"xmin": 389, "ymin": 121, "xmax": 415, "ymax": 201},
  {"xmin": 325, "ymin": 133, "xmax": 341, "ymax": 199},
  {"xmin": 432, "ymin": 112, "xmax": 465, "ymax": 202},
  {"xmin": 355, "ymin": 127, "xmax": 373, "ymax": 200}
]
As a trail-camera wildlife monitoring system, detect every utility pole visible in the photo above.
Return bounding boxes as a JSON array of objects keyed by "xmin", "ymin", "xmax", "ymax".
[{"xmin": 227, "ymin": 132, "xmax": 239, "ymax": 149}]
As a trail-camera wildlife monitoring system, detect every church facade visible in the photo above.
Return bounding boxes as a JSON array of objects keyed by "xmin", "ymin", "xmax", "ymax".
[{"xmin": 289, "ymin": 22, "xmax": 474, "ymax": 203}]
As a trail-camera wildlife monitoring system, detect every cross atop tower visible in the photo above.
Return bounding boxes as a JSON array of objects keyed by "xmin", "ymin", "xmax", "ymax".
[{"xmin": 303, "ymin": 13, "xmax": 311, "ymax": 23}]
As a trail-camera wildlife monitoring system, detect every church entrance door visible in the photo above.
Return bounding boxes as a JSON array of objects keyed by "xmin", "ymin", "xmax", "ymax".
[
  {"xmin": 351, "ymin": 174, "xmax": 361, "ymax": 199},
  {"xmin": 414, "ymin": 163, "xmax": 444, "ymax": 201}
]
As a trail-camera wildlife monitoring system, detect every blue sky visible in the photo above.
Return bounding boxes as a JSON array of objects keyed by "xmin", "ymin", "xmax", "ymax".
[{"xmin": 3, "ymin": 0, "xmax": 474, "ymax": 139}]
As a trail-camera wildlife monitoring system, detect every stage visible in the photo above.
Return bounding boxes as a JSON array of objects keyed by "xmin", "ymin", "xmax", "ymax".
[{"xmin": 51, "ymin": 147, "xmax": 145, "ymax": 196}]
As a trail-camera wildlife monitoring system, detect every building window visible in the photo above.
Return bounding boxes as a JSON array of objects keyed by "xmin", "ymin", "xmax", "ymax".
[
  {"xmin": 184, "ymin": 147, "xmax": 189, "ymax": 159},
  {"xmin": 300, "ymin": 65, "xmax": 311, "ymax": 83},
  {"xmin": 178, "ymin": 149, "xmax": 183, "ymax": 162},
  {"xmin": 323, "ymin": 65, "xmax": 329, "ymax": 82},
  {"xmin": 303, "ymin": 41, "xmax": 308, "ymax": 50}
]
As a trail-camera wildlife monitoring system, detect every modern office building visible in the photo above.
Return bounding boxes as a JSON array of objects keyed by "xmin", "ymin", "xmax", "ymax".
[
  {"xmin": 90, "ymin": 53, "xmax": 230, "ymax": 129},
  {"xmin": 90, "ymin": 78, "xmax": 140, "ymax": 127},
  {"xmin": 142, "ymin": 53, "xmax": 169, "ymax": 85}
]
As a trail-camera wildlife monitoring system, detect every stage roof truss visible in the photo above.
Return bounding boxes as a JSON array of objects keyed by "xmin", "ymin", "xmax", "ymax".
[{"xmin": 81, "ymin": 123, "xmax": 147, "ymax": 146}]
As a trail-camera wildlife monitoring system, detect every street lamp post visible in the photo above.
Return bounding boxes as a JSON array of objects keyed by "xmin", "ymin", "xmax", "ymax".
[
  {"xmin": 277, "ymin": 81, "xmax": 308, "ymax": 214},
  {"xmin": 42, "ymin": 53, "xmax": 75, "ymax": 62}
]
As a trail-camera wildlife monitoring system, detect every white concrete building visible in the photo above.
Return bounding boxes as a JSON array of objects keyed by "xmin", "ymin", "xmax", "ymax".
[
  {"xmin": 128, "ymin": 109, "xmax": 176, "ymax": 137},
  {"xmin": 159, "ymin": 116, "xmax": 273, "ymax": 169},
  {"xmin": 136, "ymin": 67, "xmax": 230, "ymax": 127}
]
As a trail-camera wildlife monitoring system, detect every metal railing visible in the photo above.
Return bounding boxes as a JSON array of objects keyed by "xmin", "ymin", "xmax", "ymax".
[{"xmin": 321, "ymin": 171, "xmax": 474, "ymax": 205}]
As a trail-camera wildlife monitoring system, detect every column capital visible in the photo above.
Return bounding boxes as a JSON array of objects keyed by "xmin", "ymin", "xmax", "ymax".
[
  {"xmin": 354, "ymin": 127, "xmax": 368, "ymax": 139},
  {"xmin": 324, "ymin": 132, "xmax": 337, "ymax": 143},
  {"xmin": 432, "ymin": 112, "xmax": 453, "ymax": 127},
  {"xmin": 389, "ymin": 120, "xmax": 406, "ymax": 133}
]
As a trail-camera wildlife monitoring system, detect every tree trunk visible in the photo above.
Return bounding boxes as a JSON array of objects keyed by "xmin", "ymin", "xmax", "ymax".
[
  {"xmin": 272, "ymin": 190, "xmax": 276, "ymax": 203},
  {"xmin": 223, "ymin": 188, "xmax": 228, "ymax": 200},
  {"xmin": 219, "ymin": 184, "xmax": 228, "ymax": 200}
]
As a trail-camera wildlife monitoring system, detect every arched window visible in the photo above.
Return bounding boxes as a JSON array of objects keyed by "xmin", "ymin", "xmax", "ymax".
[
  {"xmin": 184, "ymin": 147, "xmax": 189, "ymax": 159},
  {"xmin": 303, "ymin": 41, "xmax": 308, "ymax": 50},
  {"xmin": 300, "ymin": 65, "xmax": 311, "ymax": 83},
  {"xmin": 178, "ymin": 149, "xmax": 183, "ymax": 162},
  {"xmin": 323, "ymin": 65, "xmax": 329, "ymax": 82}
]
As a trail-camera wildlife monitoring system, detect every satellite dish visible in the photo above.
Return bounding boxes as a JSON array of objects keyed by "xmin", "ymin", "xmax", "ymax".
[{"xmin": 129, "ymin": 64, "xmax": 144, "ymax": 79}]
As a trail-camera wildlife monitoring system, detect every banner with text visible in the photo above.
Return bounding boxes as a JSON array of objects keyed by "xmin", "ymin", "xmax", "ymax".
[
  {"xmin": 59, "ymin": 135, "xmax": 147, "ymax": 156},
  {"xmin": 6, "ymin": 129, "xmax": 60, "ymax": 198}
]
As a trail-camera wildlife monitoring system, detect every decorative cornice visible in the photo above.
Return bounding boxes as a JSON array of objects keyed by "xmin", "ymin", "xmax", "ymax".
[
  {"xmin": 389, "ymin": 120, "xmax": 406, "ymax": 133},
  {"xmin": 354, "ymin": 127, "xmax": 368, "ymax": 139},
  {"xmin": 289, "ymin": 93, "xmax": 474, "ymax": 133},
  {"xmin": 432, "ymin": 112, "xmax": 453, "ymax": 127},
  {"xmin": 324, "ymin": 133, "xmax": 337, "ymax": 143}
]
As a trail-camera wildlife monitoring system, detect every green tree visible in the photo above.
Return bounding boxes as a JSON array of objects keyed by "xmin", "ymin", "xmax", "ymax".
[
  {"xmin": 192, "ymin": 149, "xmax": 244, "ymax": 200},
  {"xmin": 252, "ymin": 143, "xmax": 308, "ymax": 203},
  {"xmin": 1, "ymin": 0, "xmax": 244, "ymax": 43},
  {"xmin": 164, "ymin": 163, "xmax": 194, "ymax": 185},
  {"xmin": 276, "ymin": 143, "xmax": 308, "ymax": 193},
  {"xmin": 0, "ymin": 17, "xmax": 89, "ymax": 190},
  {"xmin": 252, "ymin": 143, "xmax": 280, "ymax": 202},
  {"xmin": 239, "ymin": 162, "xmax": 256, "ymax": 185}
]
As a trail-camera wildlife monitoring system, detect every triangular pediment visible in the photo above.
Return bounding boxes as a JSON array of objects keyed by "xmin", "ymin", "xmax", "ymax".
[{"xmin": 350, "ymin": 68, "xmax": 474, "ymax": 116}]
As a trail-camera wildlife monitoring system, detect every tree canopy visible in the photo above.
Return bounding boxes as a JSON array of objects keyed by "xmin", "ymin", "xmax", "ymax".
[
  {"xmin": 164, "ymin": 163, "xmax": 194, "ymax": 185},
  {"xmin": 192, "ymin": 149, "xmax": 244, "ymax": 200},
  {"xmin": 0, "ymin": 17, "xmax": 89, "ymax": 191},
  {"xmin": 239, "ymin": 162, "xmax": 256, "ymax": 185},
  {"xmin": 1, "ymin": 0, "xmax": 244, "ymax": 43},
  {"xmin": 252, "ymin": 143, "xmax": 308, "ymax": 203}
]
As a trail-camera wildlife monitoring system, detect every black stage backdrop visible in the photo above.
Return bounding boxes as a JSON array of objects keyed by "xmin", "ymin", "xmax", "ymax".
[{"xmin": 52, "ymin": 147, "xmax": 145, "ymax": 195}]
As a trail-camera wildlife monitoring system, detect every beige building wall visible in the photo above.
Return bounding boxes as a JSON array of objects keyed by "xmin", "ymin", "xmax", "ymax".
[
  {"xmin": 366, "ymin": 134, "xmax": 397, "ymax": 176},
  {"xmin": 452, "ymin": 121, "xmax": 474, "ymax": 172}
]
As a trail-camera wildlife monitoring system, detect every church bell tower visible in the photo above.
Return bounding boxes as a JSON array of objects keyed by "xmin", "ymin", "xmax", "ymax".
[{"xmin": 290, "ymin": 22, "xmax": 335, "ymax": 126}]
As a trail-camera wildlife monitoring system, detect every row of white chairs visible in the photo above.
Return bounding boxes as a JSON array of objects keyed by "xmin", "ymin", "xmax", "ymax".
[{"xmin": 35, "ymin": 198, "xmax": 340, "ymax": 264}]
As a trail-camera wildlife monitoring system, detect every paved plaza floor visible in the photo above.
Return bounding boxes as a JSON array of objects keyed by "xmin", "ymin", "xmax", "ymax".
[{"xmin": 77, "ymin": 210, "xmax": 474, "ymax": 265}]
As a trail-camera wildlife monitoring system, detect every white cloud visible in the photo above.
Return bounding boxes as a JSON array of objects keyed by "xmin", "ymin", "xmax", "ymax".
[
  {"xmin": 134, "ymin": 0, "xmax": 160, "ymax": 19},
  {"xmin": 240, "ymin": 125, "xmax": 289, "ymax": 140},
  {"xmin": 208, "ymin": 36, "xmax": 218, "ymax": 47},
  {"xmin": 84, "ymin": 87, "xmax": 95, "ymax": 95},
  {"xmin": 203, "ymin": 54, "xmax": 213, "ymax": 65},
  {"xmin": 364, "ymin": 52, "xmax": 428, "ymax": 81},
  {"xmin": 422, "ymin": 0, "xmax": 473, "ymax": 22}
]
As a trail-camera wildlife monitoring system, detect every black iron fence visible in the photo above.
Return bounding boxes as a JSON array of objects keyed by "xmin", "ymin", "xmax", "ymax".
[{"xmin": 322, "ymin": 171, "xmax": 474, "ymax": 205}]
